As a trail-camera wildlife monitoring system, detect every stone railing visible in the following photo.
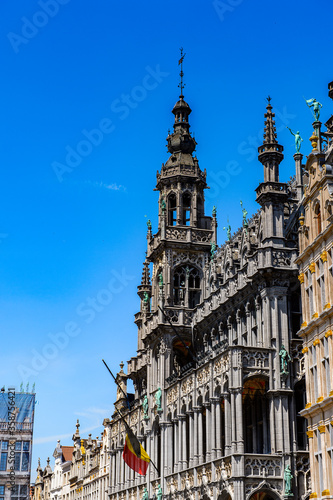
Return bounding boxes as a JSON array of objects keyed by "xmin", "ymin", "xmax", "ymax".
[
  {"xmin": 0, "ymin": 422, "xmax": 33, "ymax": 431},
  {"xmin": 244, "ymin": 455, "xmax": 282, "ymax": 478}
]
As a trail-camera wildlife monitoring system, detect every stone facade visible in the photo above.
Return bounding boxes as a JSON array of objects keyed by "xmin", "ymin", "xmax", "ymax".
[
  {"xmin": 104, "ymin": 88, "xmax": 310, "ymax": 500},
  {"xmin": 297, "ymin": 83, "xmax": 333, "ymax": 499}
]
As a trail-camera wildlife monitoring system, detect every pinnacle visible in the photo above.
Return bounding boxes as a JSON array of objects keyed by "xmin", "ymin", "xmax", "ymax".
[
  {"xmin": 263, "ymin": 101, "xmax": 278, "ymax": 145},
  {"xmin": 141, "ymin": 259, "xmax": 151, "ymax": 287}
]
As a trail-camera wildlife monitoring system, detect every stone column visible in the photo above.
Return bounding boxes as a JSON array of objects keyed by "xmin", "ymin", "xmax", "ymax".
[
  {"xmin": 235, "ymin": 388, "xmax": 244, "ymax": 454},
  {"xmin": 188, "ymin": 410, "xmax": 195, "ymax": 468},
  {"xmin": 177, "ymin": 416, "xmax": 182, "ymax": 470},
  {"xmin": 210, "ymin": 398, "xmax": 218, "ymax": 460},
  {"xmin": 173, "ymin": 419, "xmax": 178, "ymax": 472},
  {"xmin": 193, "ymin": 407, "xmax": 200, "ymax": 466},
  {"xmin": 230, "ymin": 391, "xmax": 236, "ymax": 454},
  {"xmin": 224, "ymin": 393, "xmax": 231, "ymax": 455},
  {"xmin": 204, "ymin": 403, "xmax": 211, "ymax": 462},
  {"xmin": 198, "ymin": 409, "xmax": 203, "ymax": 464},
  {"xmin": 215, "ymin": 398, "xmax": 222, "ymax": 457},
  {"xmin": 294, "ymin": 152, "xmax": 303, "ymax": 200},
  {"xmin": 181, "ymin": 415, "xmax": 187, "ymax": 469}
]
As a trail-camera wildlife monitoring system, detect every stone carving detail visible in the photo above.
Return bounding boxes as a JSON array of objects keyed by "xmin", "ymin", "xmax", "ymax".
[
  {"xmin": 181, "ymin": 377, "xmax": 193, "ymax": 395},
  {"xmin": 272, "ymin": 250, "xmax": 291, "ymax": 267},
  {"xmin": 197, "ymin": 366, "xmax": 210, "ymax": 386},
  {"xmin": 130, "ymin": 411, "xmax": 139, "ymax": 426},
  {"xmin": 244, "ymin": 457, "xmax": 282, "ymax": 477},
  {"xmin": 243, "ymin": 350, "xmax": 269, "ymax": 368},
  {"xmin": 167, "ymin": 386, "xmax": 179, "ymax": 405},
  {"xmin": 214, "ymin": 354, "xmax": 229, "ymax": 375},
  {"xmin": 172, "ymin": 251, "xmax": 204, "ymax": 269},
  {"xmin": 192, "ymin": 230, "xmax": 212, "ymax": 243},
  {"xmin": 245, "ymin": 480, "xmax": 283, "ymax": 496},
  {"xmin": 166, "ymin": 228, "xmax": 187, "ymax": 241},
  {"xmin": 184, "ymin": 310, "xmax": 193, "ymax": 325}
]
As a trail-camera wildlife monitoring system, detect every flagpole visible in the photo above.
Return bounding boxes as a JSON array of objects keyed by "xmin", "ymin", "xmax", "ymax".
[{"xmin": 101, "ymin": 360, "xmax": 160, "ymax": 476}]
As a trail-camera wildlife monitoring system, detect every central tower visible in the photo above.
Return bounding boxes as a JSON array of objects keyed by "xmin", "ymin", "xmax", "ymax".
[{"xmin": 130, "ymin": 57, "xmax": 216, "ymax": 402}]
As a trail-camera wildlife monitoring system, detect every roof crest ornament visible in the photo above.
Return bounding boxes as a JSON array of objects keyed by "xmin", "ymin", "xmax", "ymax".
[{"xmin": 178, "ymin": 47, "xmax": 186, "ymax": 98}]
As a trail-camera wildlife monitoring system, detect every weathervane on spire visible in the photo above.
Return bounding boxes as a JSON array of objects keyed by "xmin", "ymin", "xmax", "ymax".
[
  {"xmin": 266, "ymin": 95, "xmax": 272, "ymax": 104},
  {"xmin": 178, "ymin": 47, "xmax": 186, "ymax": 97}
]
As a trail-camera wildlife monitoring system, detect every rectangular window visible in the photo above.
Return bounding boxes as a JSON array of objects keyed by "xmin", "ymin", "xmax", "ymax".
[
  {"xmin": 15, "ymin": 441, "xmax": 21, "ymax": 451},
  {"xmin": 0, "ymin": 487, "xmax": 4, "ymax": 495},
  {"xmin": 1, "ymin": 442, "xmax": 8, "ymax": 450},
  {"xmin": 14, "ymin": 452, "xmax": 20, "ymax": 471},
  {"xmin": 22, "ymin": 442, "xmax": 29, "ymax": 452},
  {"xmin": 21, "ymin": 452, "xmax": 29, "ymax": 471},
  {"xmin": 322, "ymin": 336, "xmax": 331, "ymax": 396},
  {"xmin": 316, "ymin": 429, "xmax": 324, "ymax": 494},
  {"xmin": 0, "ymin": 453, "xmax": 7, "ymax": 471}
]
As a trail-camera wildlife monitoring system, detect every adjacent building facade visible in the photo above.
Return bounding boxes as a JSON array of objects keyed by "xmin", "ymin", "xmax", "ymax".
[
  {"xmin": 0, "ymin": 389, "xmax": 36, "ymax": 500},
  {"xmin": 297, "ymin": 82, "xmax": 333, "ymax": 499}
]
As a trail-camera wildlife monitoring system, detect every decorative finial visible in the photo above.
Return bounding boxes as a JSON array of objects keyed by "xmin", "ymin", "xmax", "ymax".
[
  {"xmin": 119, "ymin": 361, "xmax": 124, "ymax": 371},
  {"xmin": 178, "ymin": 47, "xmax": 186, "ymax": 98},
  {"xmin": 266, "ymin": 95, "xmax": 272, "ymax": 104},
  {"xmin": 76, "ymin": 419, "xmax": 80, "ymax": 434},
  {"xmin": 47, "ymin": 457, "xmax": 50, "ymax": 466}
]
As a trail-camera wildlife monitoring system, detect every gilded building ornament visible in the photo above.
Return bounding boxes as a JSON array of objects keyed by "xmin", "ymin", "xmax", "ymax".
[
  {"xmin": 320, "ymin": 250, "xmax": 328, "ymax": 263},
  {"xmin": 302, "ymin": 346, "xmax": 308, "ymax": 354},
  {"xmin": 306, "ymin": 430, "xmax": 314, "ymax": 438},
  {"xmin": 313, "ymin": 339, "xmax": 320, "ymax": 346},
  {"xmin": 325, "ymin": 330, "xmax": 332, "ymax": 337},
  {"xmin": 318, "ymin": 425, "xmax": 326, "ymax": 433},
  {"xmin": 298, "ymin": 273, "xmax": 305, "ymax": 284},
  {"xmin": 309, "ymin": 262, "xmax": 316, "ymax": 274}
]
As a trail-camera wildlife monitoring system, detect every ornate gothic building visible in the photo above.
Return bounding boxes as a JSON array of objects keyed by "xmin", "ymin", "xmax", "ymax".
[
  {"xmin": 33, "ymin": 79, "xmax": 333, "ymax": 500},
  {"xmin": 105, "ymin": 83, "xmax": 310, "ymax": 500}
]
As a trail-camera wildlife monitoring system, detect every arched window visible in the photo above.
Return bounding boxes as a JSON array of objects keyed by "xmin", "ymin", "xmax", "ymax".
[
  {"xmin": 173, "ymin": 266, "xmax": 201, "ymax": 308},
  {"xmin": 182, "ymin": 193, "xmax": 191, "ymax": 226},
  {"xmin": 168, "ymin": 194, "xmax": 177, "ymax": 226},
  {"xmin": 314, "ymin": 202, "xmax": 321, "ymax": 235}
]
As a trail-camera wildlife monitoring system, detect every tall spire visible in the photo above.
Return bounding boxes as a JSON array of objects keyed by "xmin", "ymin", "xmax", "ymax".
[
  {"xmin": 166, "ymin": 49, "xmax": 197, "ymax": 156},
  {"xmin": 258, "ymin": 97, "xmax": 284, "ymax": 183}
]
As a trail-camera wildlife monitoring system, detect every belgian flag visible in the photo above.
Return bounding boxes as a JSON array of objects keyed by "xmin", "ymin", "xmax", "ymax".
[{"xmin": 123, "ymin": 424, "xmax": 150, "ymax": 475}]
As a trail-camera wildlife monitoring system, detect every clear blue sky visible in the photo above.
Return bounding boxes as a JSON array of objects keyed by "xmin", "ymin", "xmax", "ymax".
[{"xmin": 0, "ymin": 0, "xmax": 332, "ymax": 480}]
